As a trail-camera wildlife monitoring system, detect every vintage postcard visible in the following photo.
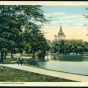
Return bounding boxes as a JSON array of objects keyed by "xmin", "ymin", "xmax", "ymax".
[{"xmin": 0, "ymin": 1, "xmax": 88, "ymax": 87}]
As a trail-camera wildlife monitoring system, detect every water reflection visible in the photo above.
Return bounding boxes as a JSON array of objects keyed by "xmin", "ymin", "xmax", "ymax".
[
  {"xmin": 37, "ymin": 54, "xmax": 88, "ymax": 76},
  {"xmin": 45, "ymin": 54, "xmax": 88, "ymax": 62}
]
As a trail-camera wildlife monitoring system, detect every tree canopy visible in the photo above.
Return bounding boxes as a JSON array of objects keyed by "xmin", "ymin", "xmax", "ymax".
[
  {"xmin": 0, "ymin": 5, "xmax": 48, "ymax": 62},
  {"xmin": 49, "ymin": 39, "xmax": 88, "ymax": 55}
]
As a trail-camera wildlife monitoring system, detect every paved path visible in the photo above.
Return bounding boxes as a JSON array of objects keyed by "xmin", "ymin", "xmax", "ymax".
[{"xmin": 0, "ymin": 64, "xmax": 88, "ymax": 82}]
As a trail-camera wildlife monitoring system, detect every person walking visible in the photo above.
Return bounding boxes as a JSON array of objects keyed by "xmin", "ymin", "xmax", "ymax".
[
  {"xmin": 17, "ymin": 57, "xmax": 20, "ymax": 65},
  {"xmin": 20, "ymin": 56, "xmax": 23, "ymax": 65}
]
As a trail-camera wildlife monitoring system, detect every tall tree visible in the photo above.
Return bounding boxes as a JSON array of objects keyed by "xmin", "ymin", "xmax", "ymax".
[
  {"xmin": 0, "ymin": 5, "xmax": 48, "ymax": 62},
  {"xmin": 23, "ymin": 29, "xmax": 49, "ymax": 61}
]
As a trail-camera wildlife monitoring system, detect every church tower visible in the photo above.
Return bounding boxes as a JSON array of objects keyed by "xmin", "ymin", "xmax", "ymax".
[
  {"xmin": 58, "ymin": 23, "xmax": 66, "ymax": 40},
  {"xmin": 54, "ymin": 23, "xmax": 66, "ymax": 40}
]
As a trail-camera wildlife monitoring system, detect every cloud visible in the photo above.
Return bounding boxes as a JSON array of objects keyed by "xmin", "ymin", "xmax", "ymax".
[
  {"xmin": 44, "ymin": 13, "xmax": 88, "ymax": 28},
  {"xmin": 44, "ymin": 12, "xmax": 66, "ymax": 17},
  {"xmin": 40, "ymin": 8, "xmax": 88, "ymax": 41},
  {"xmin": 43, "ymin": 11, "xmax": 88, "ymax": 28},
  {"xmin": 60, "ymin": 15, "xmax": 82, "ymax": 20}
]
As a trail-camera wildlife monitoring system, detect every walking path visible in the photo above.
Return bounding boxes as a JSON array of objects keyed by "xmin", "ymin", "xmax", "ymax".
[{"xmin": 0, "ymin": 64, "xmax": 88, "ymax": 82}]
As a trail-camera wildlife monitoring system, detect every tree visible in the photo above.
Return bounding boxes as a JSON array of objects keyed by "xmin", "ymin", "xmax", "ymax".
[
  {"xmin": 0, "ymin": 5, "xmax": 48, "ymax": 62},
  {"xmin": 0, "ymin": 6, "xmax": 24, "ymax": 62},
  {"xmin": 49, "ymin": 39, "xmax": 88, "ymax": 55},
  {"xmin": 50, "ymin": 40, "xmax": 59, "ymax": 53},
  {"xmin": 23, "ymin": 29, "xmax": 49, "ymax": 61}
]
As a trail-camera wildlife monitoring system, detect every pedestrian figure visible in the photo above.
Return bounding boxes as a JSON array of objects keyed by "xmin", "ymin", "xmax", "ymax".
[
  {"xmin": 20, "ymin": 56, "xmax": 23, "ymax": 65},
  {"xmin": 17, "ymin": 57, "xmax": 20, "ymax": 65}
]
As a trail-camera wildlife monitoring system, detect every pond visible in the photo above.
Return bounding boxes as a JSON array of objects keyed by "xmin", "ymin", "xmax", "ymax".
[{"xmin": 37, "ymin": 54, "xmax": 88, "ymax": 76}]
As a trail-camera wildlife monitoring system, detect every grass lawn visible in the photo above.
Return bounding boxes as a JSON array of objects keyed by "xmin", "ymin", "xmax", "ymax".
[
  {"xmin": 0, "ymin": 57, "xmax": 17, "ymax": 64},
  {"xmin": 0, "ymin": 55, "xmax": 77, "ymax": 82},
  {"xmin": 0, "ymin": 66, "xmax": 76, "ymax": 82},
  {"xmin": 0, "ymin": 55, "xmax": 32, "ymax": 64}
]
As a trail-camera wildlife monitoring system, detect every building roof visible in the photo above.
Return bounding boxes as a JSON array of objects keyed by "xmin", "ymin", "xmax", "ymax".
[{"xmin": 58, "ymin": 26, "xmax": 66, "ymax": 37}]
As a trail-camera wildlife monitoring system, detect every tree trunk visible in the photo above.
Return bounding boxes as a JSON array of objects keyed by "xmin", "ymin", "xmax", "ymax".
[
  {"xmin": 11, "ymin": 52, "xmax": 13, "ymax": 58},
  {"xmin": 1, "ymin": 52, "xmax": 4, "ymax": 62}
]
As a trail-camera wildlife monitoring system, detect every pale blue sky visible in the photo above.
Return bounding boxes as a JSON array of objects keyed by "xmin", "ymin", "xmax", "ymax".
[
  {"xmin": 40, "ymin": 6, "xmax": 88, "ymax": 41},
  {"xmin": 41, "ymin": 6, "xmax": 88, "ymax": 15},
  {"xmin": 41, "ymin": 6, "xmax": 88, "ymax": 27}
]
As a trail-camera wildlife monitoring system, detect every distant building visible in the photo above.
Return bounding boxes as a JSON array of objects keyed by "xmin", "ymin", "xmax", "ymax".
[{"xmin": 54, "ymin": 24, "xmax": 66, "ymax": 40}]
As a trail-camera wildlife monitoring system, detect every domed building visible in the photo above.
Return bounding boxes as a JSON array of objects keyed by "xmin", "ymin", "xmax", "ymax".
[{"xmin": 54, "ymin": 24, "xmax": 66, "ymax": 40}]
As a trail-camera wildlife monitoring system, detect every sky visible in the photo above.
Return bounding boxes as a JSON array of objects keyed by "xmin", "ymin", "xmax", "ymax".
[
  {"xmin": 40, "ymin": 5, "xmax": 88, "ymax": 42},
  {"xmin": 1, "ymin": 1, "xmax": 88, "ymax": 42}
]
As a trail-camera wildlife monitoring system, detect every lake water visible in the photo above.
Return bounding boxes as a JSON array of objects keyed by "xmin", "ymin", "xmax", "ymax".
[{"xmin": 37, "ymin": 54, "xmax": 88, "ymax": 76}]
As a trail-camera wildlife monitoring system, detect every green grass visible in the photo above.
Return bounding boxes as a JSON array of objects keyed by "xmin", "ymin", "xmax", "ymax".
[
  {"xmin": 0, "ymin": 57, "xmax": 17, "ymax": 64},
  {"xmin": 0, "ymin": 67, "xmax": 77, "ymax": 82},
  {"xmin": 0, "ymin": 55, "xmax": 32, "ymax": 64},
  {"xmin": 0, "ymin": 56, "xmax": 78, "ymax": 82}
]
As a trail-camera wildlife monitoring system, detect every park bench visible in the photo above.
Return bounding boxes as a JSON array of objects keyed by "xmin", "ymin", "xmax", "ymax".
[{"xmin": 10, "ymin": 61, "xmax": 17, "ymax": 64}]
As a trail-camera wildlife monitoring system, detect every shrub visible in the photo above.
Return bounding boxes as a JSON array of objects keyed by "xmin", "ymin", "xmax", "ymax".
[{"xmin": 26, "ymin": 59, "xmax": 37, "ymax": 66}]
